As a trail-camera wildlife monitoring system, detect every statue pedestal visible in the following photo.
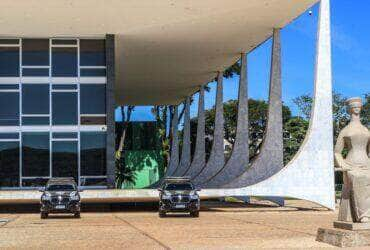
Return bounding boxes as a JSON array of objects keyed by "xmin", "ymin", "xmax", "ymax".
[{"xmin": 317, "ymin": 222, "xmax": 370, "ymax": 247}]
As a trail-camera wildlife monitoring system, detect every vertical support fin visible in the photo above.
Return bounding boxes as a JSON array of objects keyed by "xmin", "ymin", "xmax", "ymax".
[
  {"xmin": 194, "ymin": 72, "xmax": 225, "ymax": 185},
  {"xmin": 174, "ymin": 98, "xmax": 191, "ymax": 176},
  {"xmin": 184, "ymin": 86, "xmax": 206, "ymax": 178},
  {"xmin": 165, "ymin": 106, "xmax": 179, "ymax": 176},
  {"xmin": 223, "ymin": 28, "xmax": 283, "ymax": 188},
  {"xmin": 204, "ymin": 53, "xmax": 249, "ymax": 188}
]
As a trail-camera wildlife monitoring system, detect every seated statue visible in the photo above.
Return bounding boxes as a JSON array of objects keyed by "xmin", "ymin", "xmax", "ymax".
[{"xmin": 335, "ymin": 97, "xmax": 370, "ymax": 223}]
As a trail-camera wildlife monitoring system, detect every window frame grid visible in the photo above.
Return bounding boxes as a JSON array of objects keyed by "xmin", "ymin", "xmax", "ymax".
[{"xmin": 0, "ymin": 37, "xmax": 107, "ymax": 189}]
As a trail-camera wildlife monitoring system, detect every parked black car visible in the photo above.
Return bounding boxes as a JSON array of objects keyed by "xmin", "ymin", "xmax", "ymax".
[
  {"xmin": 40, "ymin": 178, "xmax": 81, "ymax": 219},
  {"xmin": 158, "ymin": 177, "xmax": 200, "ymax": 217}
]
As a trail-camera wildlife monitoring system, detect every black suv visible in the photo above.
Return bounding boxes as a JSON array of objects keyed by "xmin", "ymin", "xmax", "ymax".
[
  {"xmin": 158, "ymin": 177, "xmax": 200, "ymax": 217},
  {"xmin": 40, "ymin": 178, "xmax": 81, "ymax": 219}
]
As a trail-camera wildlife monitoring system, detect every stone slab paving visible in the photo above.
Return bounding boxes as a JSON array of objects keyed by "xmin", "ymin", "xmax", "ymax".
[{"xmin": 0, "ymin": 200, "xmax": 360, "ymax": 249}]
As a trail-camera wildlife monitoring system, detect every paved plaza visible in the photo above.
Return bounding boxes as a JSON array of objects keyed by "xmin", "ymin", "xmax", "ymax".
[{"xmin": 0, "ymin": 199, "xmax": 356, "ymax": 249}]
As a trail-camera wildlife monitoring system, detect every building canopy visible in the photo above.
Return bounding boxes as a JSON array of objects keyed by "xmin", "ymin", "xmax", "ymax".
[{"xmin": 0, "ymin": 0, "xmax": 317, "ymax": 105}]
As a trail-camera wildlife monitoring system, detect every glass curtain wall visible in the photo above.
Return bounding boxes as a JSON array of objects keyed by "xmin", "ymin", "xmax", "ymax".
[{"xmin": 0, "ymin": 38, "xmax": 107, "ymax": 189}]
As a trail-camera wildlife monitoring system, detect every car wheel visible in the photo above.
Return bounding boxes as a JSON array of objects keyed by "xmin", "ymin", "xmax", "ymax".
[
  {"xmin": 159, "ymin": 211, "xmax": 166, "ymax": 218},
  {"xmin": 40, "ymin": 212, "xmax": 48, "ymax": 219},
  {"xmin": 190, "ymin": 211, "xmax": 199, "ymax": 218},
  {"xmin": 74, "ymin": 212, "xmax": 81, "ymax": 218}
]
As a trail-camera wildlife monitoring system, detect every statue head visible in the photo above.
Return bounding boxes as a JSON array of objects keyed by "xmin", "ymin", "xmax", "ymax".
[{"xmin": 346, "ymin": 97, "xmax": 362, "ymax": 116}]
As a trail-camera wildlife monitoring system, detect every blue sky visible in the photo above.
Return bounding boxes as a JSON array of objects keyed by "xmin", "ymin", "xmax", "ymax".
[{"xmin": 116, "ymin": 1, "xmax": 370, "ymax": 121}]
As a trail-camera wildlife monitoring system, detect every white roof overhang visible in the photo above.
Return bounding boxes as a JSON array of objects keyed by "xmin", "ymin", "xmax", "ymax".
[{"xmin": 0, "ymin": 0, "xmax": 318, "ymax": 105}]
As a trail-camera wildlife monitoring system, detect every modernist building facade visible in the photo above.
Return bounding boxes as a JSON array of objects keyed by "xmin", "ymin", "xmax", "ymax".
[
  {"xmin": 0, "ymin": 0, "xmax": 335, "ymax": 209},
  {"xmin": 0, "ymin": 38, "xmax": 112, "ymax": 189}
]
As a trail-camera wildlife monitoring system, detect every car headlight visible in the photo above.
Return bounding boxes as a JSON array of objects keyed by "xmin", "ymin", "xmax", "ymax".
[
  {"xmin": 190, "ymin": 191, "xmax": 199, "ymax": 200},
  {"xmin": 70, "ymin": 191, "xmax": 80, "ymax": 201},
  {"xmin": 41, "ymin": 192, "xmax": 51, "ymax": 201},
  {"xmin": 162, "ymin": 191, "xmax": 171, "ymax": 200}
]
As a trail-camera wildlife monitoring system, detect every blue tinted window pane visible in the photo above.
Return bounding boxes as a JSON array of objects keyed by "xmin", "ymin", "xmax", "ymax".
[
  {"xmin": 22, "ymin": 132, "xmax": 49, "ymax": 177},
  {"xmin": 0, "ymin": 142, "xmax": 19, "ymax": 187},
  {"xmin": 52, "ymin": 47, "xmax": 77, "ymax": 77},
  {"xmin": 52, "ymin": 141, "xmax": 78, "ymax": 181},
  {"xmin": 0, "ymin": 47, "xmax": 19, "ymax": 77},
  {"xmin": 22, "ymin": 39, "xmax": 49, "ymax": 66},
  {"xmin": 0, "ymin": 85, "xmax": 19, "ymax": 90},
  {"xmin": 22, "ymin": 117, "xmax": 49, "ymax": 125},
  {"xmin": 81, "ymin": 85, "xmax": 105, "ymax": 114},
  {"xmin": 80, "ymin": 39, "xmax": 105, "ymax": 66},
  {"xmin": 0, "ymin": 92, "xmax": 19, "ymax": 126},
  {"xmin": 81, "ymin": 132, "xmax": 106, "ymax": 176},
  {"xmin": 22, "ymin": 84, "xmax": 49, "ymax": 114},
  {"xmin": 52, "ymin": 132, "xmax": 78, "ymax": 139},
  {"xmin": 80, "ymin": 68, "xmax": 106, "ymax": 77},
  {"xmin": 52, "ymin": 92, "xmax": 77, "ymax": 125},
  {"xmin": 22, "ymin": 68, "xmax": 49, "ymax": 77},
  {"xmin": 0, "ymin": 133, "xmax": 19, "ymax": 139},
  {"xmin": 52, "ymin": 84, "xmax": 77, "ymax": 90}
]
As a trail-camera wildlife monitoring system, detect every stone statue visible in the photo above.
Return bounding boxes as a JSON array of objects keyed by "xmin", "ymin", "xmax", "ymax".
[{"xmin": 335, "ymin": 97, "xmax": 370, "ymax": 223}]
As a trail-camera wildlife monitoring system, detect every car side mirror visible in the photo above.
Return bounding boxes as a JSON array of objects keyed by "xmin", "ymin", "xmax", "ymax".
[
  {"xmin": 78, "ymin": 188, "xmax": 83, "ymax": 192},
  {"xmin": 196, "ymin": 189, "xmax": 201, "ymax": 192},
  {"xmin": 38, "ymin": 187, "xmax": 45, "ymax": 192},
  {"xmin": 157, "ymin": 188, "xmax": 163, "ymax": 192}
]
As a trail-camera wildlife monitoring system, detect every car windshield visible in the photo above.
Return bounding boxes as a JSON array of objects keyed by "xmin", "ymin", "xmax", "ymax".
[
  {"xmin": 46, "ymin": 184, "xmax": 76, "ymax": 191},
  {"xmin": 164, "ymin": 183, "xmax": 193, "ymax": 191}
]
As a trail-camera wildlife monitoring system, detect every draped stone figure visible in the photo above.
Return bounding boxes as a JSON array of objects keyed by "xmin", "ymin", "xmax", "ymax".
[{"xmin": 335, "ymin": 97, "xmax": 370, "ymax": 223}]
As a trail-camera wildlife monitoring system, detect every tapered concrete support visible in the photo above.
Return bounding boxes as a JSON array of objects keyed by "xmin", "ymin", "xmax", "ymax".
[
  {"xmin": 193, "ymin": 72, "xmax": 225, "ymax": 185},
  {"xmin": 204, "ymin": 53, "xmax": 249, "ymax": 188},
  {"xmin": 223, "ymin": 28, "xmax": 283, "ymax": 188},
  {"xmin": 173, "ymin": 98, "xmax": 191, "ymax": 176},
  {"xmin": 105, "ymin": 34, "xmax": 116, "ymax": 188},
  {"xmin": 184, "ymin": 86, "xmax": 206, "ymax": 178},
  {"xmin": 165, "ymin": 106, "xmax": 179, "ymax": 176},
  {"xmin": 202, "ymin": 0, "xmax": 335, "ymax": 209}
]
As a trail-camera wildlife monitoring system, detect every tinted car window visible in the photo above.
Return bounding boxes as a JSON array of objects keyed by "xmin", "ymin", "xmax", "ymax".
[
  {"xmin": 46, "ymin": 184, "xmax": 75, "ymax": 191},
  {"xmin": 164, "ymin": 183, "xmax": 193, "ymax": 191}
]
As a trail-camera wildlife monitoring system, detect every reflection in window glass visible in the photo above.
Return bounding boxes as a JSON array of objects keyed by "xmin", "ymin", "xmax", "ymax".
[
  {"xmin": 22, "ymin": 39, "xmax": 49, "ymax": 66},
  {"xmin": 80, "ymin": 85, "xmax": 105, "ymax": 114},
  {"xmin": 80, "ymin": 39, "xmax": 105, "ymax": 66},
  {"xmin": 80, "ymin": 116, "xmax": 106, "ymax": 125},
  {"xmin": 0, "ymin": 142, "xmax": 19, "ymax": 187},
  {"xmin": 22, "ymin": 132, "xmax": 49, "ymax": 177},
  {"xmin": 80, "ymin": 178, "xmax": 107, "ymax": 186},
  {"xmin": 22, "ymin": 84, "xmax": 49, "ymax": 114},
  {"xmin": 52, "ymin": 47, "xmax": 77, "ymax": 77},
  {"xmin": 0, "ymin": 47, "xmax": 19, "ymax": 77},
  {"xmin": 52, "ymin": 92, "xmax": 77, "ymax": 125},
  {"xmin": 52, "ymin": 141, "xmax": 78, "ymax": 181},
  {"xmin": 0, "ymin": 92, "xmax": 19, "ymax": 126},
  {"xmin": 81, "ymin": 132, "xmax": 106, "ymax": 176},
  {"xmin": 22, "ymin": 178, "xmax": 48, "ymax": 187},
  {"xmin": 22, "ymin": 117, "xmax": 49, "ymax": 126}
]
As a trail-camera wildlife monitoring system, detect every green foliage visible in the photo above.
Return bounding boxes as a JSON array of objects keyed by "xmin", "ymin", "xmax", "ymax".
[
  {"xmin": 115, "ymin": 156, "xmax": 136, "ymax": 188},
  {"xmin": 283, "ymin": 117, "xmax": 309, "ymax": 164},
  {"xmin": 223, "ymin": 61, "xmax": 241, "ymax": 79},
  {"xmin": 201, "ymin": 98, "xmax": 292, "ymax": 161},
  {"xmin": 361, "ymin": 93, "xmax": 370, "ymax": 127}
]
